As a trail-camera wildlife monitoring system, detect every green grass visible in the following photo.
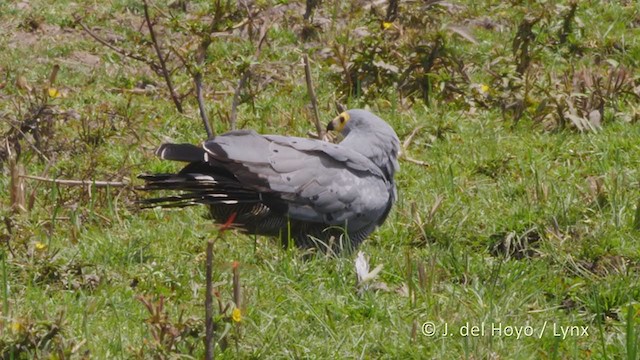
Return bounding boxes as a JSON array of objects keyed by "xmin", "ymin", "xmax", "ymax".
[{"xmin": 1, "ymin": 0, "xmax": 639, "ymax": 358}]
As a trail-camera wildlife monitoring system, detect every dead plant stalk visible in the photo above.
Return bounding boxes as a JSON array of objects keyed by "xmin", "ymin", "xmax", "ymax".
[{"xmin": 303, "ymin": 54, "xmax": 324, "ymax": 139}]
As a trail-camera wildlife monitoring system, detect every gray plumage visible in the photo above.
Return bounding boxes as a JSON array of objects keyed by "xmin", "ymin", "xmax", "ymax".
[{"xmin": 139, "ymin": 109, "xmax": 400, "ymax": 251}]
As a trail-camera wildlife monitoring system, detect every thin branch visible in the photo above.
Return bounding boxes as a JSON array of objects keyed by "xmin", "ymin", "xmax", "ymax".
[
  {"xmin": 189, "ymin": 9, "xmax": 224, "ymax": 138},
  {"xmin": 400, "ymin": 125, "xmax": 428, "ymax": 166},
  {"xmin": 142, "ymin": 0, "xmax": 183, "ymax": 113},
  {"xmin": 4, "ymin": 120, "xmax": 51, "ymax": 163},
  {"xmin": 402, "ymin": 156, "xmax": 429, "ymax": 167},
  {"xmin": 303, "ymin": 54, "xmax": 323, "ymax": 139},
  {"xmin": 20, "ymin": 175, "xmax": 128, "ymax": 187},
  {"xmin": 48, "ymin": 64, "xmax": 60, "ymax": 87},
  {"xmin": 75, "ymin": 17, "xmax": 159, "ymax": 72},
  {"xmin": 27, "ymin": 161, "xmax": 53, "ymax": 211},
  {"xmin": 332, "ymin": 42, "xmax": 352, "ymax": 94},
  {"xmin": 402, "ymin": 125, "xmax": 424, "ymax": 150},
  {"xmin": 194, "ymin": 40, "xmax": 214, "ymax": 138},
  {"xmin": 10, "ymin": 159, "xmax": 26, "ymax": 213},
  {"xmin": 230, "ymin": 73, "xmax": 249, "ymax": 131},
  {"xmin": 194, "ymin": 72, "xmax": 214, "ymax": 138},
  {"xmin": 171, "ymin": 40, "xmax": 214, "ymax": 138},
  {"xmin": 230, "ymin": 21, "xmax": 270, "ymax": 130},
  {"xmin": 232, "ymin": 261, "xmax": 241, "ymax": 308},
  {"xmin": 205, "ymin": 238, "xmax": 215, "ymax": 360}
]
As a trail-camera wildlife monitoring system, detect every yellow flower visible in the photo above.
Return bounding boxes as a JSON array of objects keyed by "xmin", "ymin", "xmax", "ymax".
[
  {"xmin": 48, "ymin": 88, "xmax": 61, "ymax": 98},
  {"xmin": 382, "ymin": 21, "xmax": 393, "ymax": 30},
  {"xmin": 232, "ymin": 308, "xmax": 242, "ymax": 323},
  {"xmin": 11, "ymin": 321, "xmax": 24, "ymax": 333},
  {"xmin": 480, "ymin": 84, "xmax": 490, "ymax": 94},
  {"xmin": 35, "ymin": 242, "xmax": 47, "ymax": 251}
]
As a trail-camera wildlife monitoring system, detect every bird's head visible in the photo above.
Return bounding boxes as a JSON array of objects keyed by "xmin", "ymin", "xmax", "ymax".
[
  {"xmin": 326, "ymin": 111, "xmax": 351, "ymax": 133},
  {"xmin": 326, "ymin": 109, "xmax": 400, "ymax": 181},
  {"xmin": 326, "ymin": 109, "xmax": 395, "ymax": 137}
]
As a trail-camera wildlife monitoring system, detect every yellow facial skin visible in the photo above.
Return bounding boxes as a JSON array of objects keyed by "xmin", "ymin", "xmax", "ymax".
[{"xmin": 327, "ymin": 111, "xmax": 351, "ymax": 132}]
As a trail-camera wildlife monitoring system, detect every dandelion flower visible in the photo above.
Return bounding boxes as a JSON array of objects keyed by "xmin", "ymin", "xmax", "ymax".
[
  {"xmin": 232, "ymin": 307, "xmax": 242, "ymax": 323},
  {"xmin": 48, "ymin": 88, "xmax": 61, "ymax": 98},
  {"xmin": 11, "ymin": 321, "xmax": 24, "ymax": 333}
]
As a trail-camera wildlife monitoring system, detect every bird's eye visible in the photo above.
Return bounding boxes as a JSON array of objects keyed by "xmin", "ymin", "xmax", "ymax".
[{"xmin": 339, "ymin": 116, "xmax": 345, "ymax": 123}]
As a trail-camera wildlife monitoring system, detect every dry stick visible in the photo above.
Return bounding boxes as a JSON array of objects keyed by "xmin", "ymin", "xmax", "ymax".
[
  {"xmin": 10, "ymin": 160, "xmax": 26, "ymax": 213},
  {"xmin": 204, "ymin": 213, "xmax": 238, "ymax": 357},
  {"xmin": 303, "ymin": 54, "xmax": 324, "ymax": 139},
  {"xmin": 229, "ymin": 74, "xmax": 249, "ymax": 131},
  {"xmin": 634, "ymin": 198, "xmax": 640, "ymax": 231},
  {"xmin": 48, "ymin": 64, "xmax": 60, "ymax": 87},
  {"xmin": 76, "ymin": 18, "xmax": 159, "ymax": 72},
  {"xmin": 44, "ymin": 64, "xmax": 61, "ymax": 98},
  {"xmin": 194, "ymin": 40, "xmax": 215, "ymax": 138},
  {"xmin": 185, "ymin": 4, "xmax": 243, "ymax": 139},
  {"xmin": 20, "ymin": 175, "xmax": 128, "ymax": 187},
  {"xmin": 400, "ymin": 125, "xmax": 429, "ymax": 167},
  {"xmin": 230, "ymin": 22, "xmax": 270, "ymax": 130},
  {"xmin": 232, "ymin": 262, "xmax": 240, "ymax": 308},
  {"xmin": 402, "ymin": 125, "xmax": 424, "ymax": 150},
  {"xmin": 28, "ymin": 162, "xmax": 53, "ymax": 211},
  {"xmin": 205, "ymin": 239, "xmax": 215, "ymax": 360},
  {"xmin": 332, "ymin": 42, "xmax": 352, "ymax": 95},
  {"xmin": 194, "ymin": 74, "xmax": 214, "ymax": 138},
  {"xmin": 5, "ymin": 121, "xmax": 50, "ymax": 163},
  {"xmin": 142, "ymin": 0, "xmax": 183, "ymax": 113},
  {"xmin": 403, "ymin": 156, "xmax": 429, "ymax": 167}
]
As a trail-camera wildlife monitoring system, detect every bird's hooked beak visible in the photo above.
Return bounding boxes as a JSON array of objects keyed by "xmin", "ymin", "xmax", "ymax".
[{"xmin": 326, "ymin": 111, "xmax": 350, "ymax": 132}]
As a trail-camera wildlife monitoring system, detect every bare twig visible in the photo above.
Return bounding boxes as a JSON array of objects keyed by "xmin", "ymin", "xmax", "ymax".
[
  {"xmin": 230, "ymin": 22, "xmax": 270, "ymax": 130},
  {"xmin": 27, "ymin": 162, "xmax": 53, "ymax": 211},
  {"xmin": 75, "ymin": 17, "xmax": 159, "ymax": 72},
  {"xmin": 48, "ymin": 64, "xmax": 60, "ymax": 87},
  {"xmin": 2, "ymin": 217, "xmax": 17, "ymax": 258},
  {"xmin": 10, "ymin": 159, "xmax": 26, "ymax": 213},
  {"xmin": 303, "ymin": 54, "xmax": 323, "ymax": 139},
  {"xmin": 332, "ymin": 42, "xmax": 352, "ymax": 94},
  {"xmin": 205, "ymin": 238, "xmax": 215, "ymax": 360},
  {"xmin": 192, "ymin": 0, "xmax": 228, "ymax": 138},
  {"xmin": 142, "ymin": 0, "xmax": 183, "ymax": 113},
  {"xmin": 5, "ymin": 120, "xmax": 51, "ymax": 163},
  {"xmin": 402, "ymin": 156, "xmax": 429, "ymax": 167},
  {"xmin": 20, "ymin": 175, "xmax": 128, "ymax": 187},
  {"xmin": 230, "ymin": 74, "xmax": 249, "ymax": 131},
  {"xmin": 400, "ymin": 125, "xmax": 428, "ymax": 166},
  {"xmin": 232, "ymin": 261, "xmax": 241, "ymax": 308},
  {"xmin": 385, "ymin": 0, "xmax": 399, "ymax": 22},
  {"xmin": 304, "ymin": 0, "xmax": 321, "ymax": 21},
  {"xmin": 402, "ymin": 125, "xmax": 424, "ymax": 150},
  {"xmin": 194, "ymin": 38, "xmax": 215, "ymax": 138},
  {"xmin": 194, "ymin": 75, "xmax": 214, "ymax": 138},
  {"xmin": 182, "ymin": 2, "xmax": 233, "ymax": 139},
  {"xmin": 558, "ymin": 2, "xmax": 578, "ymax": 45},
  {"xmin": 634, "ymin": 198, "xmax": 640, "ymax": 231},
  {"xmin": 107, "ymin": 87, "xmax": 158, "ymax": 95}
]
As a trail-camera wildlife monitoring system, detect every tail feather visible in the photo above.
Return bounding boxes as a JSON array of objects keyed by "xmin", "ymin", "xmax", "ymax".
[
  {"xmin": 140, "ymin": 142, "xmax": 266, "ymax": 210},
  {"xmin": 137, "ymin": 172, "xmax": 261, "ymax": 208},
  {"xmin": 139, "ymin": 195, "xmax": 257, "ymax": 208},
  {"xmin": 156, "ymin": 143, "xmax": 207, "ymax": 162}
]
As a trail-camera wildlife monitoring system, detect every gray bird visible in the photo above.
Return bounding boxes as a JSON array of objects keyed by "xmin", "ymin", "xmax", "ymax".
[{"xmin": 139, "ymin": 109, "xmax": 399, "ymax": 251}]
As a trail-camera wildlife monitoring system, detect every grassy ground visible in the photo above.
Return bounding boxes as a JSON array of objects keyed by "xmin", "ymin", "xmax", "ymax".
[{"xmin": 1, "ymin": 0, "xmax": 639, "ymax": 358}]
